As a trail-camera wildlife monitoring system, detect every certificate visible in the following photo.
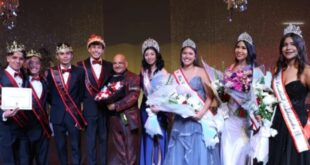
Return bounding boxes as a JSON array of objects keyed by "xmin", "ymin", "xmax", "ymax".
[{"xmin": 1, "ymin": 87, "xmax": 32, "ymax": 110}]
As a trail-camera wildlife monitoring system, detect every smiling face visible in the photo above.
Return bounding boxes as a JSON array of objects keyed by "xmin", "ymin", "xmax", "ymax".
[
  {"xmin": 282, "ymin": 37, "xmax": 298, "ymax": 61},
  {"xmin": 143, "ymin": 48, "xmax": 157, "ymax": 66},
  {"xmin": 88, "ymin": 43, "xmax": 104, "ymax": 60},
  {"xmin": 181, "ymin": 47, "xmax": 196, "ymax": 67},
  {"xmin": 28, "ymin": 56, "xmax": 41, "ymax": 76},
  {"xmin": 7, "ymin": 51, "xmax": 25, "ymax": 71},
  {"xmin": 113, "ymin": 54, "xmax": 128, "ymax": 74},
  {"xmin": 234, "ymin": 41, "xmax": 248, "ymax": 63}
]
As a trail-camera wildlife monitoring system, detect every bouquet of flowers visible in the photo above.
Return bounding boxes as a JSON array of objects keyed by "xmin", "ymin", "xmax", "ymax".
[
  {"xmin": 248, "ymin": 71, "xmax": 278, "ymax": 164},
  {"xmin": 95, "ymin": 75, "xmax": 125, "ymax": 104}
]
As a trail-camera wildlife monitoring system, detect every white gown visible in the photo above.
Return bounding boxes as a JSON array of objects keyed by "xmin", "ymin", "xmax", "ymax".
[{"xmin": 221, "ymin": 101, "xmax": 250, "ymax": 165}]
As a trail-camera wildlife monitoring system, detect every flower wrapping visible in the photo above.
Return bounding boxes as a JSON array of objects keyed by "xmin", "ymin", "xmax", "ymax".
[{"xmin": 95, "ymin": 75, "xmax": 125, "ymax": 104}]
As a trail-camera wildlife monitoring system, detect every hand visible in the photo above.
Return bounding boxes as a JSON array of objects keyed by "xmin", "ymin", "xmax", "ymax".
[
  {"xmin": 150, "ymin": 105, "xmax": 160, "ymax": 113},
  {"xmin": 3, "ymin": 108, "xmax": 19, "ymax": 118},
  {"xmin": 303, "ymin": 120, "xmax": 310, "ymax": 140},
  {"xmin": 255, "ymin": 115, "xmax": 262, "ymax": 122},
  {"xmin": 192, "ymin": 109, "xmax": 205, "ymax": 121},
  {"xmin": 107, "ymin": 104, "xmax": 115, "ymax": 111}
]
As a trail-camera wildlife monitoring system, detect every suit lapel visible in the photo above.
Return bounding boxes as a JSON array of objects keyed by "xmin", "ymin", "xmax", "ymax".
[{"xmin": 85, "ymin": 58, "xmax": 100, "ymax": 88}]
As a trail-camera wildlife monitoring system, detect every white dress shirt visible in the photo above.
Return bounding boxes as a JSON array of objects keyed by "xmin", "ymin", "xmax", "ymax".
[
  {"xmin": 30, "ymin": 76, "xmax": 43, "ymax": 98},
  {"xmin": 60, "ymin": 65, "xmax": 71, "ymax": 84},
  {"xmin": 90, "ymin": 58, "xmax": 102, "ymax": 80},
  {"xmin": 5, "ymin": 66, "xmax": 23, "ymax": 87}
]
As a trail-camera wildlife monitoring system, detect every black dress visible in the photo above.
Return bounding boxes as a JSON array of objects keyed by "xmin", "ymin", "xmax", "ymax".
[{"xmin": 268, "ymin": 81, "xmax": 310, "ymax": 165}]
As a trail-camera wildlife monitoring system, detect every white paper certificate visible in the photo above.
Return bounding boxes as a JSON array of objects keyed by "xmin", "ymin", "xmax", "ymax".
[{"xmin": 1, "ymin": 87, "xmax": 32, "ymax": 110}]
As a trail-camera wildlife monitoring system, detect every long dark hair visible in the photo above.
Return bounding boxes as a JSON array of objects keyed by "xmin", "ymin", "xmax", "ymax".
[
  {"xmin": 180, "ymin": 46, "xmax": 200, "ymax": 67},
  {"xmin": 234, "ymin": 40, "xmax": 257, "ymax": 66},
  {"xmin": 275, "ymin": 33, "xmax": 308, "ymax": 77},
  {"xmin": 141, "ymin": 47, "xmax": 164, "ymax": 74}
]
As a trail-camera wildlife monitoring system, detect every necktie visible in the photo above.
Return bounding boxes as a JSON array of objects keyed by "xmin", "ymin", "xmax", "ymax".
[
  {"xmin": 14, "ymin": 72, "xmax": 23, "ymax": 78},
  {"xmin": 92, "ymin": 60, "xmax": 102, "ymax": 65},
  {"xmin": 31, "ymin": 76, "xmax": 41, "ymax": 81},
  {"xmin": 61, "ymin": 68, "xmax": 72, "ymax": 74}
]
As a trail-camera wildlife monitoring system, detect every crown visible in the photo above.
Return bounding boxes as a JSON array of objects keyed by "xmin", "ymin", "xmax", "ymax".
[
  {"xmin": 283, "ymin": 24, "xmax": 302, "ymax": 38},
  {"xmin": 87, "ymin": 34, "xmax": 106, "ymax": 48},
  {"xmin": 237, "ymin": 32, "xmax": 253, "ymax": 45},
  {"xmin": 182, "ymin": 38, "xmax": 196, "ymax": 49},
  {"xmin": 26, "ymin": 49, "xmax": 42, "ymax": 59},
  {"xmin": 141, "ymin": 38, "xmax": 160, "ymax": 54},
  {"xmin": 56, "ymin": 43, "xmax": 73, "ymax": 53},
  {"xmin": 6, "ymin": 41, "xmax": 25, "ymax": 53}
]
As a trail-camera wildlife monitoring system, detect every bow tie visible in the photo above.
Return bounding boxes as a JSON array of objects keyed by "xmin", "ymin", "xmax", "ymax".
[
  {"xmin": 92, "ymin": 60, "xmax": 102, "ymax": 65},
  {"xmin": 61, "ymin": 68, "xmax": 72, "ymax": 74},
  {"xmin": 31, "ymin": 76, "xmax": 41, "ymax": 82},
  {"xmin": 14, "ymin": 72, "xmax": 23, "ymax": 78}
]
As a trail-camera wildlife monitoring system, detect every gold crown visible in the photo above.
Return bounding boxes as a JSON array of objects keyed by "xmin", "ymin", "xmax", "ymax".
[
  {"xmin": 27, "ymin": 49, "xmax": 42, "ymax": 59},
  {"xmin": 87, "ymin": 34, "xmax": 105, "ymax": 48},
  {"xmin": 6, "ymin": 41, "xmax": 25, "ymax": 53},
  {"xmin": 56, "ymin": 43, "xmax": 73, "ymax": 53}
]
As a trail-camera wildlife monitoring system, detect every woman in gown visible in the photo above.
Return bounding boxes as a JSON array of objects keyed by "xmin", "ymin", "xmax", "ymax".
[
  {"xmin": 140, "ymin": 38, "xmax": 170, "ymax": 165},
  {"xmin": 267, "ymin": 24, "xmax": 310, "ymax": 165},
  {"xmin": 221, "ymin": 32, "xmax": 257, "ymax": 165},
  {"xmin": 163, "ymin": 39, "xmax": 220, "ymax": 165}
]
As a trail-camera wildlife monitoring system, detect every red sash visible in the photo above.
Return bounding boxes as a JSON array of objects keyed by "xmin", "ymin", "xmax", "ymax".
[
  {"xmin": 173, "ymin": 69, "xmax": 207, "ymax": 113},
  {"xmin": 50, "ymin": 67, "xmax": 87, "ymax": 130},
  {"xmin": 29, "ymin": 83, "xmax": 52, "ymax": 138},
  {"xmin": 0, "ymin": 71, "xmax": 28, "ymax": 128},
  {"xmin": 273, "ymin": 70, "xmax": 310, "ymax": 152},
  {"xmin": 81, "ymin": 61, "xmax": 100, "ymax": 97}
]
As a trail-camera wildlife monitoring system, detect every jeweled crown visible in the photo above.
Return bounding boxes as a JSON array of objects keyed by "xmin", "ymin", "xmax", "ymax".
[
  {"xmin": 283, "ymin": 24, "xmax": 302, "ymax": 38},
  {"xmin": 237, "ymin": 32, "xmax": 253, "ymax": 45},
  {"xmin": 56, "ymin": 43, "xmax": 73, "ymax": 53},
  {"xmin": 142, "ymin": 38, "xmax": 160, "ymax": 54},
  {"xmin": 87, "ymin": 34, "xmax": 106, "ymax": 48},
  {"xmin": 182, "ymin": 38, "xmax": 196, "ymax": 49},
  {"xmin": 27, "ymin": 49, "xmax": 42, "ymax": 59},
  {"xmin": 6, "ymin": 41, "xmax": 25, "ymax": 53}
]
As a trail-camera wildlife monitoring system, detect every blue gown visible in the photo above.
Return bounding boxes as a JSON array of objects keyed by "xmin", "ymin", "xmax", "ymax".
[
  {"xmin": 163, "ymin": 76, "xmax": 221, "ymax": 165},
  {"xmin": 140, "ymin": 70, "xmax": 169, "ymax": 165}
]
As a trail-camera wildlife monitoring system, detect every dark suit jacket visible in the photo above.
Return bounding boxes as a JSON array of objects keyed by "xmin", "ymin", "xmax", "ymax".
[
  {"xmin": 0, "ymin": 69, "xmax": 28, "ymax": 144},
  {"xmin": 77, "ymin": 58, "xmax": 113, "ymax": 117},
  {"xmin": 113, "ymin": 70, "xmax": 141, "ymax": 130},
  {"xmin": 46, "ymin": 65, "xmax": 85, "ymax": 124},
  {"xmin": 24, "ymin": 77, "xmax": 50, "ymax": 140}
]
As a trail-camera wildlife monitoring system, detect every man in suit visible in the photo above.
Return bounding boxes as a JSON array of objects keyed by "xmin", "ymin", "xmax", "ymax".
[
  {"xmin": 106, "ymin": 54, "xmax": 141, "ymax": 165},
  {"xmin": 23, "ymin": 49, "xmax": 51, "ymax": 165},
  {"xmin": 77, "ymin": 34, "xmax": 113, "ymax": 165},
  {"xmin": 0, "ymin": 41, "xmax": 29, "ymax": 165},
  {"xmin": 47, "ymin": 43, "xmax": 87, "ymax": 165}
]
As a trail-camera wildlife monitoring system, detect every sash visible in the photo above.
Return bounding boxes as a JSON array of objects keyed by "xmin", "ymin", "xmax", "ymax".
[
  {"xmin": 273, "ymin": 70, "xmax": 310, "ymax": 152},
  {"xmin": 142, "ymin": 71, "xmax": 152, "ymax": 96},
  {"xmin": 29, "ymin": 83, "xmax": 52, "ymax": 138},
  {"xmin": 81, "ymin": 61, "xmax": 99, "ymax": 97},
  {"xmin": 0, "ymin": 71, "xmax": 28, "ymax": 128},
  {"xmin": 50, "ymin": 67, "xmax": 87, "ymax": 130},
  {"xmin": 173, "ymin": 69, "xmax": 206, "ymax": 110}
]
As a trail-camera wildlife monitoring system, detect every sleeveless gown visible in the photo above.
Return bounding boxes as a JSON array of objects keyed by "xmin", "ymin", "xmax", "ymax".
[
  {"xmin": 163, "ymin": 76, "xmax": 221, "ymax": 165},
  {"xmin": 268, "ymin": 81, "xmax": 310, "ymax": 165}
]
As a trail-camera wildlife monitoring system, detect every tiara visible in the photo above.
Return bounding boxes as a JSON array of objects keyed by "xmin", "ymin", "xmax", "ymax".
[
  {"xmin": 182, "ymin": 38, "xmax": 196, "ymax": 49},
  {"xmin": 142, "ymin": 38, "xmax": 160, "ymax": 54},
  {"xmin": 26, "ymin": 49, "xmax": 42, "ymax": 59},
  {"xmin": 56, "ymin": 43, "xmax": 73, "ymax": 53},
  {"xmin": 87, "ymin": 34, "xmax": 106, "ymax": 48},
  {"xmin": 283, "ymin": 24, "xmax": 302, "ymax": 38},
  {"xmin": 238, "ymin": 32, "xmax": 253, "ymax": 45},
  {"xmin": 6, "ymin": 41, "xmax": 25, "ymax": 53}
]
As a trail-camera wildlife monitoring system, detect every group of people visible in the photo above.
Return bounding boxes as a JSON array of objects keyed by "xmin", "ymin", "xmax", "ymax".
[{"xmin": 0, "ymin": 23, "xmax": 309, "ymax": 165}]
